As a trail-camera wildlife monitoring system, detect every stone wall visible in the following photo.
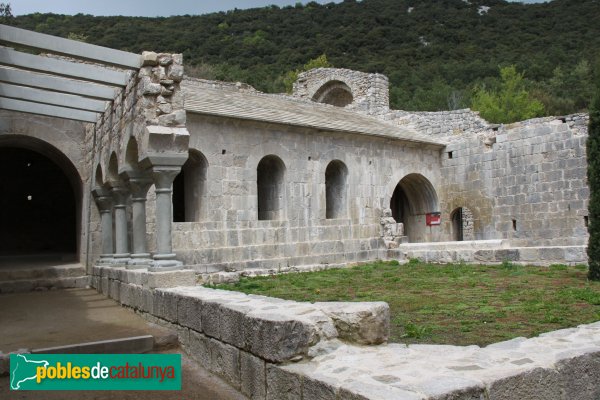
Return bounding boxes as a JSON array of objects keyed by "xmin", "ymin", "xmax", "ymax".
[
  {"xmin": 91, "ymin": 264, "xmax": 389, "ymax": 398},
  {"xmin": 92, "ymin": 264, "xmax": 600, "ymax": 400},
  {"xmin": 441, "ymin": 117, "xmax": 589, "ymax": 247},
  {"xmin": 174, "ymin": 113, "xmax": 442, "ymax": 271},
  {"xmin": 293, "ymin": 68, "xmax": 390, "ymax": 114}
]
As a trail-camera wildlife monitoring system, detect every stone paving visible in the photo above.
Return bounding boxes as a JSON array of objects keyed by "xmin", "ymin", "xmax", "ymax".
[{"xmin": 278, "ymin": 322, "xmax": 600, "ymax": 399}]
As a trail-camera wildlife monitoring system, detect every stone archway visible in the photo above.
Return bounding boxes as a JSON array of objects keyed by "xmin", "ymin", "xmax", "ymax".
[
  {"xmin": 0, "ymin": 136, "xmax": 81, "ymax": 262},
  {"xmin": 312, "ymin": 80, "xmax": 354, "ymax": 107},
  {"xmin": 390, "ymin": 173, "xmax": 439, "ymax": 243}
]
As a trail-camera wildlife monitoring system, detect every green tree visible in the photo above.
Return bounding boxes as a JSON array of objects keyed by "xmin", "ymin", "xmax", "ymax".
[
  {"xmin": 587, "ymin": 66, "xmax": 600, "ymax": 281},
  {"xmin": 0, "ymin": 2, "xmax": 12, "ymax": 21},
  {"xmin": 471, "ymin": 65, "xmax": 545, "ymax": 123},
  {"xmin": 283, "ymin": 54, "xmax": 332, "ymax": 93}
]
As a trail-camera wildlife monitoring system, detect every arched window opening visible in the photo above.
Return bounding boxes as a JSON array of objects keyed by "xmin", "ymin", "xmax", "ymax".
[
  {"xmin": 173, "ymin": 150, "xmax": 208, "ymax": 222},
  {"xmin": 257, "ymin": 155, "xmax": 286, "ymax": 221},
  {"xmin": 389, "ymin": 173, "xmax": 439, "ymax": 243},
  {"xmin": 325, "ymin": 160, "xmax": 348, "ymax": 219},
  {"xmin": 312, "ymin": 80, "xmax": 354, "ymax": 107}
]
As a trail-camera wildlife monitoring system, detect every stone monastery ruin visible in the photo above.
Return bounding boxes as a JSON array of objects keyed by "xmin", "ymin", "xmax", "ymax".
[
  {"xmin": 0, "ymin": 25, "xmax": 588, "ymax": 273},
  {"xmin": 1, "ymin": 24, "xmax": 598, "ymax": 400}
]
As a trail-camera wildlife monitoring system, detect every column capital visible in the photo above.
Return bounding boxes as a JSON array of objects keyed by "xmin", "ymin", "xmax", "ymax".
[
  {"xmin": 151, "ymin": 165, "xmax": 182, "ymax": 191},
  {"xmin": 92, "ymin": 187, "xmax": 113, "ymax": 212},
  {"xmin": 122, "ymin": 169, "xmax": 153, "ymax": 200}
]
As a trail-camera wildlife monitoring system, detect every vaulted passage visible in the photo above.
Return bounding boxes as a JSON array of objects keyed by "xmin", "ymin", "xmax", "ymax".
[
  {"xmin": 390, "ymin": 173, "xmax": 439, "ymax": 242},
  {"xmin": 257, "ymin": 155, "xmax": 286, "ymax": 221},
  {"xmin": 0, "ymin": 145, "xmax": 79, "ymax": 259}
]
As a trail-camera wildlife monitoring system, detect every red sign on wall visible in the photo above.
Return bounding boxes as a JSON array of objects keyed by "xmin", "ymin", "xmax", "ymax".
[{"xmin": 426, "ymin": 212, "xmax": 441, "ymax": 226}]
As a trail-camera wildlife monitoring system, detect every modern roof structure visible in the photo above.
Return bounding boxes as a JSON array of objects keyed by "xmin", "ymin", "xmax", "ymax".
[{"xmin": 0, "ymin": 24, "xmax": 142, "ymax": 123}]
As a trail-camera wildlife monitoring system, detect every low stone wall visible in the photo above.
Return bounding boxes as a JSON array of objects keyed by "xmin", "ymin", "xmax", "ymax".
[
  {"xmin": 91, "ymin": 264, "xmax": 389, "ymax": 398},
  {"xmin": 92, "ymin": 264, "xmax": 600, "ymax": 399}
]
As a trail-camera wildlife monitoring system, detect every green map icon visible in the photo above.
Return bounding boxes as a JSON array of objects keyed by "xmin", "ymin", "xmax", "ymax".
[{"xmin": 10, "ymin": 354, "xmax": 49, "ymax": 390}]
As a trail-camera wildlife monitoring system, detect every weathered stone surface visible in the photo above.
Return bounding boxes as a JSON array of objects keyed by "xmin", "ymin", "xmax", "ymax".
[
  {"xmin": 188, "ymin": 329, "xmax": 211, "ymax": 369},
  {"xmin": 266, "ymin": 364, "xmax": 302, "ymax": 400},
  {"xmin": 142, "ymin": 51, "xmax": 158, "ymax": 66},
  {"xmin": 315, "ymin": 301, "xmax": 389, "ymax": 344},
  {"xmin": 177, "ymin": 294, "xmax": 203, "ymax": 333},
  {"xmin": 210, "ymin": 338, "xmax": 241, "ymax": 389},
  {"xmin": 144, "ymin": 269, "xmax": 195, "ymax": 289},
  {"xmin": 240, "ymin": 350, "xmax": 267, "ymax": 400},
  {"xmin": 243, "ymin": 310, "xmax": 317, "ymax": 363}
]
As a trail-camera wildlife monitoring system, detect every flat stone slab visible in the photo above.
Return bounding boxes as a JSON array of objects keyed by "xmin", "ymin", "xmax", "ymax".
[{"xmin": 276, "ymin": 322, "xmax": 600, "ymax": 399}]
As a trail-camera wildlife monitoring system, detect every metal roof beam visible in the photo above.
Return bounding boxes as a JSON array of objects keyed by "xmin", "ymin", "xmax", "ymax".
[
  {"xmin": 0, "ymin": 67, "xmax": 118, "ymax": 100},
  {"xmin": 0, "ymin": 47, "xmax": 130, "ymax": 86},
  {"xmin": 0, "ymin": 82, "xmax": 107, "ymax": 112},
  {"xmin": 0, "ymin": 24, "xmax": 142, "ymax": 69},
  {"xmin": 0, "ymin": 96, "xmax": 98, "ymax": 123}
]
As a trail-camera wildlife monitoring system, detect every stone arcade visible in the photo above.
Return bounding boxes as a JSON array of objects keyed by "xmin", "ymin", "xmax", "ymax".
[{"xmin": 0, "ymin": 25, "xmax": 597, "ymax": 400}]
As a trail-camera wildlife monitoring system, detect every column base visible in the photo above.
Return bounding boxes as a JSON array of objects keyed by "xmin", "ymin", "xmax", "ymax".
[
  {"xmin": 127, "ymin": 256, "xmax": 153, "ymax": 269},
  {"xmin": 96, "ymin": 256, "xmax": 115, "ymax": 266},
  {"xmin": 148, "ymin": 259, "xmax": 184, "ymax": 272}
]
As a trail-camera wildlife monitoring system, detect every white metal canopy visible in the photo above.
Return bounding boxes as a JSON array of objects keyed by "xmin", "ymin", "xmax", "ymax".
[{"xmin": 0, "ymin": 23, "xmax": 142, "ymax": 123}]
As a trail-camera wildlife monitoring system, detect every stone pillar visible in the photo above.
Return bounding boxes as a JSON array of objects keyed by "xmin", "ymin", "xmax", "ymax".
[
  {"xmin": 109, "ymin": 183, "xmax": 131, "ymax": 263},
  {"xmin": 151, "ymin": 166, "xmax": 183, "ymax": 270},
  {"xmin": 92, "ymin": 188, "xmax": 115, "ymax": 264},
  {"xmin": 123, "ymin": 170, "xmax": 153, "ymax": 267}
]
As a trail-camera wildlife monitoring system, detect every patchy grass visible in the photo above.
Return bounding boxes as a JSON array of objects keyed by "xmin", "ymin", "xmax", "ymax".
[{"xmin": 215, "ymin": 260, "xmax": 600, "ymax": 346}]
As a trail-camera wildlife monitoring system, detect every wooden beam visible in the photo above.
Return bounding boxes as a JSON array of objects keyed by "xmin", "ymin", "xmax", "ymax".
[
  {"xmin": 0, "ymin": 48, "xmax": 130, "ymax": 86},
  {"xmin": 0, "ymin": 82, "xmax": 107, "ymax": 112},
  {"xmin": 0, "ymin": 96, "xmax": 98, "ymax": 123},
  {"xmin": 0, "ymin": 24, "xmax": 142, "ymax": 69}
]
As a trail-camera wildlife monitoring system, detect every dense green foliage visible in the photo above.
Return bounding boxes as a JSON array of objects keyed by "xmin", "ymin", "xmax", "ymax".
[
  {"xmin": 471, "ymin": 65, "xmax": 545, "ymax": 123},
  {"xmin": 587, "ymin": 66, "xmax": 600, "ymax": 281},
  {"xmin": 8, "ymin": 0, "xmax": 599, "ymax": 114}
]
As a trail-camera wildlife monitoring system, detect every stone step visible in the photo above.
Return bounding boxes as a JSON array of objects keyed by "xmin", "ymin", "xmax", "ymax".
[
  {"xmin": 398, "ymin": 239, "xmax": 507, "ymax": 251},
  {"xmin": 399, "ymin": 245, "xmax": 587, "ymax": 266},
  {"xmin": 0, "ymin": 263, "xmax": 86, "ymax": 281},
  {"xmin": 0, "ymin": 276, "xmax": 91, "ymax": 294}
]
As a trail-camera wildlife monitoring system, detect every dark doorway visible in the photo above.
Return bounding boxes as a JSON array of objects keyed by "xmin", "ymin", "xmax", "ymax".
[
  {"xmin": 0, "ymin": 147, "xmax": 77, "ymax": 257},
  {"xmin": 451, "ymin": 208, "xmax": 464, "ymax": 241}
]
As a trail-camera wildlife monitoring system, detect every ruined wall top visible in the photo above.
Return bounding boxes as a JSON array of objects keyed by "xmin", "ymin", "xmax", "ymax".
[{"xmin": 293, "ymin": 68, "xmax": 390, "ymax": 115}]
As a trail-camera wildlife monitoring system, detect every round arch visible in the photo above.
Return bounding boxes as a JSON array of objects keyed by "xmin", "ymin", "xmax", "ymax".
[
  {"xmin": 390, "ymin": 173, "xmax": 439, "ymax": 243},
  {"xmin": 325, "ymin": 160, "xmax": 348, "ymax": 219},
  {"xmin": 0, "ymin": 135, "xmax": 82, "ymax": 261},
  {"xmin": 173, "ymin": 149, "xmax": 209, "ymax": 222},
  {"xmin": 312, "ymin": 80, "xmax": 354, "ymax": 107}
]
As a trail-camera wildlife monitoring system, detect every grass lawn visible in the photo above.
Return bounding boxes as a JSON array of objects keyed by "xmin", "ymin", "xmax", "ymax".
[{"xmin": 214, "ymin": 260, "xmax": 600, "ymax": 346}]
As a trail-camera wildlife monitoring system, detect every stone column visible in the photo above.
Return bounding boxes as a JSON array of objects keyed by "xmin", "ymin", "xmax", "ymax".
[
  {"xmin": 109, "ymin": 183, "xmax": 131, "ymax": 263},
  {"xmin": 92, "ymin": 188, "xmax": 115, "ymax": 264},
  {"xmin": 123, "ymin": 170, "xmax": 153, "ymax": 267},
  {"xmin": 150, "ymin": 166, "xmax": 183, "ymax": 270}
]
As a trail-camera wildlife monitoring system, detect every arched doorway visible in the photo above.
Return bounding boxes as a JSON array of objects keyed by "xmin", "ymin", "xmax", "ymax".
[
  {"xmin": 173, "ymin": 150, "xmax": 208, "ymax": 222},
  {"xmin": 390, "ymin": 173, "xmax": 439, "ymax": 242},
  {"xmin": 0, "ymin": 138, "xmax": 80, "ymax": 262}
]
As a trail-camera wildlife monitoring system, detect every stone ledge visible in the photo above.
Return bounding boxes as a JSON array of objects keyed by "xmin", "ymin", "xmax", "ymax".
[
  {"xmin": 271, "ymin": 321, "xmax": 600, "ymax": 400},
  {"xmin": 314, "ymin": 302, "xmax": 389, "ymax": 345}
]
